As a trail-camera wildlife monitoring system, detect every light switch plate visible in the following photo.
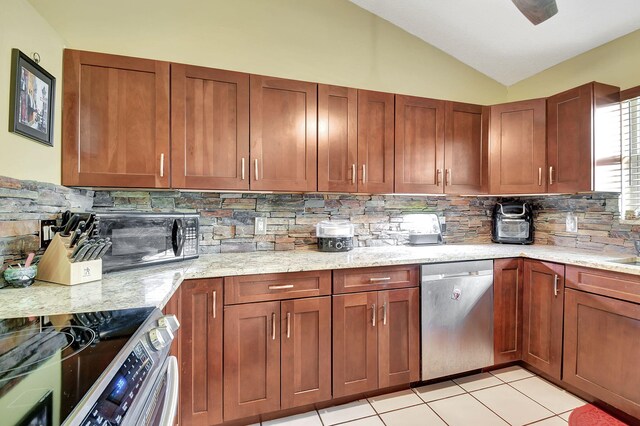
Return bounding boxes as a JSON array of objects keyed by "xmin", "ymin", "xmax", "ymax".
[
  {"xmin": 40, "ymin": 219, "xmax": 57, "ymax": 249},
  {"xmin": 255, "ymin": 217, "xmax": 267, "ymax": 235}
]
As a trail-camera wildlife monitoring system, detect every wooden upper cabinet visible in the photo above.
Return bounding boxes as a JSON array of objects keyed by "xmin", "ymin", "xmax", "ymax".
[
  {"xmin": 522, "ymin": 260, "xmax": 564, "ymax": 380},
  {"xmin": 377, "ymin": 288, "xmax": 420, "ymax": 388},
  {"xmin": 179, "ymin": 279, "xmax": 223, "ymax": 426},
  {"xmin": 493, "ymin": 258, "xmax": 524, "ymax": 364},
  {"xmin": 224, "ymin": 301, "xmax": 281, "ymax": 420},
  {"xmin": 250, "ymin": 75, "xmax": 317, "ymax": 192},
  {"xmin": 318, "ymin": 85, "xmax": 358, "ymax": 192},
  {"xmin": 547, "ymin": 82, "xmax": 620, "ymax": 193},
  {"xmin": 394, "ymin": 95, "xmax": 445, "ymax": 193},
  {"xmin": 62, "ymin": 49, "xmax": 170, "ymax": 188},
  {"xmin": 281, "ymin": 297, "xmax": 332, "ymax": 409},
  {"xmin": 445, "ymin": 102, "xmax": 488, "ymax": 194},
  {"xmin": 489, "ymin": 99, "xmax": 546, "ymax": 194},
  {"xmin": 358, "ymin": 90, "xmax": 395, "ymax": 193},
  {"xmin": 171, "ymin": 64, "xmax": 249, "ymax": 190}
]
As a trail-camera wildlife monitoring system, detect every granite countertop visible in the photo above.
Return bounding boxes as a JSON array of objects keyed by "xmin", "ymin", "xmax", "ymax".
[{"xmin": 1, "ymin": 244, "xmax": 639, "ymax": 318}]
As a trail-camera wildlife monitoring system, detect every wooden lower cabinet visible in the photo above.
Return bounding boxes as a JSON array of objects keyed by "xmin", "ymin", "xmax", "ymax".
[
  {"xmin": 522, "ymin": 260, "xmax": 564, "ymax": 380},
  {"xmin": 179, "ymin": 279, "xmax": 223, "ymax": 426},
  {"xmin": 564, "ymin": 289, "xmax": 640, "ymax": 419},
  {"xmin": 493, "ymin": 258, "xmax": 524, "ymax": 364},
  {"xmin": 224, "ymin": 296, "xmax": 332, "ymax": 421},
  {"xmin": 224, "ymin": 301, "xmax": 281, "ymax": 421},
  {"xmin": 333, "ymin": 288, "xmax": 420, "ymax": 398},
  {"xmin": 281, "ymin": 297, "xmax": 332, "ymax": 409},
  {"xmin": 378, "ymin": 288, "xmax": 420, "ymax": 388}
]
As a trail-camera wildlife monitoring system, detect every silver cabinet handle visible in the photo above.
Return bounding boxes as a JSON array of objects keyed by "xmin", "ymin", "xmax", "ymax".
[
  {"xmin": 369, "ymin": 277, "xmax": 391, "ymax": 282},
  {"xmin": 538, "ymin": 167, "xmax": 542, "ymax": 186},
  {"xmin": 445, "ymin": 169, "xmax": 451, "ymax": 186},
  {"xmin": 241, "ymin": 158, "xmax": 245, "ymax": 180},
  {"xmin": 272, "ymin": 312, "xmax": 276, "ymax": 340},
  {"xmin": 212, "ymin": 290, "xmax": 217, "ymax": 319},
  {"xmin": 160, "ymin": 153, "xmax": 165, "ymax": 178},
  {"xmin": 286, "ymin": 312, "xmax": 291, "ymax": 339},
  {"xmin": 436, "ymin": 169, "xmax": 442, "ymax": 186},
  {"xmin": 549, "ymin": 166, "xmax": 554, "ymax": 185},
  {"xmin": 268, "ymin": 284, "xmax": 294, "ymax": 290},
  {"xmin": 371, "ymin": 303, "xmax": 376, "ymax": 327},
  {"xmin": 362, "ymin": 164, "xmax": 366, "ymax": 184},
  {"xmin": 553, "ymin": 274, "xmax": 559, "ymax": 297},
  {"xmin": 352, "ymin": 164, "xmax": 356, "ymax": 184},
  {"xmin": 255, "ymin": 159, "xmax": 259, "ymax": 180},
  {"xmin": 383, "ymin": 302, "xmax": 387, "ymax": 325}
]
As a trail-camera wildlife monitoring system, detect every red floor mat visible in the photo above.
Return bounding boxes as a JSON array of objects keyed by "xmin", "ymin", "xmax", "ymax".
[{"xmin": 569, "ymin": 404, "xmax": 629, "ymax": 425}]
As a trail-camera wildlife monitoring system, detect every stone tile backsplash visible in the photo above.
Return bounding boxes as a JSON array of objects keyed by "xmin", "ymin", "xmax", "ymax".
[{"xmin": 1, "ymin": 173, "xmax": 638, "ymax": 285}]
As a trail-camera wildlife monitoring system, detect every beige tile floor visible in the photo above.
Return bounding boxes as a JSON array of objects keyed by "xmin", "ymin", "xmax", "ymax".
[{"xmin": 259, "ymin": 366, "xmax": 588, "ymax": 426}]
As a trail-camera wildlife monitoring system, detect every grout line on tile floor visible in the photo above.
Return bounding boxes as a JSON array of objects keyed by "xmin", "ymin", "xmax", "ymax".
[
  {"xmin": 369, "ymin": 401, "xmax": 425, "ymax": 416},
  {"xmin": 522, "ymin": 414, "xmax": 561, "ymax": 425},
  {"xmin": 504, "ymin": 377, "xmax": 568, "ymax": 414},
  {"xmin": 467, "ymin": 388, "xmax": 519, "ymax": 426}
]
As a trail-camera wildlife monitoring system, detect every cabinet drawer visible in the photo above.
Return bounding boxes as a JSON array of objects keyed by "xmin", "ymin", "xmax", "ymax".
[
  {"xmin": 333, "ymin": 265, "xmax": 419, "ymax": 294},
  {"xmin": 224, "ymin": 270, "xmax": 331, "ymax": 304},
  {"xmin": 566, "ymin": 266, "xmax": 640, "ymax": 304}
]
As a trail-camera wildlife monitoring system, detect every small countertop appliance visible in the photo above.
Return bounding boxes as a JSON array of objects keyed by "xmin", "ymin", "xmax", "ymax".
[
  {"xmin": 316, "ymin": 220, "xmax": 354, "ymax": 252},
  {"xmin": 492, "ymin": 202, "xmax": 534, "ymax": 244},
  {"xmin": 402, "ymin": 214, "xmax": 443, "ymax": 245}
]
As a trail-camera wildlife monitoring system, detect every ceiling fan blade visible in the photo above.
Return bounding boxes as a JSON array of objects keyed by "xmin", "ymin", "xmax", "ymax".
[{"xmin": 511, "ymin": 0, "xmax": 558, "ymax": 25}]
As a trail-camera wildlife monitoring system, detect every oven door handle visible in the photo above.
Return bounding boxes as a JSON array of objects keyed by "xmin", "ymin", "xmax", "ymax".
[{"xmin": 159, "ymin": 356, "xmax": 179, "ymax": 426}]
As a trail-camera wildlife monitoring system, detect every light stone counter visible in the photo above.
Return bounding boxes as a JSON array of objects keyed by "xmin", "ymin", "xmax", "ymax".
[{"xmin": 2, "ymin": 244, "xmax": 639, "ymax": 318}]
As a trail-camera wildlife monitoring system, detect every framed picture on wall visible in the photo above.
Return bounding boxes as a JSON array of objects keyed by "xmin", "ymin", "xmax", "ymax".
[{"xmin": 9, "ymin": 48, "xmax": 56, "ymax": 147}]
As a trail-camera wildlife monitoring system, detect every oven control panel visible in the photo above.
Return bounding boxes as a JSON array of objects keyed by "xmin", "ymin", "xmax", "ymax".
[{"xmin": 81, "ymin": 342, "xmax": 154, "ymax": 426}]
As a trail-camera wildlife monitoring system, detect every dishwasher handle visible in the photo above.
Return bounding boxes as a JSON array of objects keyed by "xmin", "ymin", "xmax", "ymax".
[{"xmin": 422, "ymin": 269, "xmax": 492, "ymax": 282}]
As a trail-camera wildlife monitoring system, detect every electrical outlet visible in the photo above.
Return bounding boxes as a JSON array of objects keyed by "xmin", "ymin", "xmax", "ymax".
[
  {"xmin": 40, "ymin": 219, "xmax": 57, "ymax": 249},
  {"xmin": 255, "ymin": 217, "xmax": 267, "ymax": 235}
]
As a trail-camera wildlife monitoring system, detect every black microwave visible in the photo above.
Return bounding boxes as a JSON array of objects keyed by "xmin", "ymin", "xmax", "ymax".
[{"xmin": 95, "ymin": 212, "xmax": 199, "ymax": 272}]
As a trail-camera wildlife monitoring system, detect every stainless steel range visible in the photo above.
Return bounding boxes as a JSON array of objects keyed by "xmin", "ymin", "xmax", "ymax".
[{"xmin": 0, "ymin": 307, "xmax": 179, "ymax": 426}]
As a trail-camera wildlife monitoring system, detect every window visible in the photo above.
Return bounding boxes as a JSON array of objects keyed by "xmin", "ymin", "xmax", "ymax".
[{"xmin": 622, "ymin": 95, "xmax": 640, "ymax": 219}]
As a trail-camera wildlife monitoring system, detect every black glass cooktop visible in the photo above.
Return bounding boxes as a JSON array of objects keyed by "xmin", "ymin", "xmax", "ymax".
[{"xmin": 0, "ymin": 307, "xmax": 153, "ymax": 426}]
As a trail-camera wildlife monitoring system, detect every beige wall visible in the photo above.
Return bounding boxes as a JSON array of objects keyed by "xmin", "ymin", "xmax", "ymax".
[
  {"xmin": 0, "ymin": 0, "xmax": 65, "ymax": 184},
  {"xmin": 507, "ymin": 29, "xmax": 640, "ymax": 101},
  {"xmin": 27, "ymin": 0, "xmax": 507, "ymax": 105}
]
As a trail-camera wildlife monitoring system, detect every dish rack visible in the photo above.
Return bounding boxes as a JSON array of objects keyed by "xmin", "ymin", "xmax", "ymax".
[{"xmin": 37, "ymin": 233, "xmax": 102, "ymax": 285}]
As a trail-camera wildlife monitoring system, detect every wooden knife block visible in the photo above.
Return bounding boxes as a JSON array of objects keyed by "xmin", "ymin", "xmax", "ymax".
[{"xmin": 37, "ymin": 233, "xmax": 102, "ymax": 285}]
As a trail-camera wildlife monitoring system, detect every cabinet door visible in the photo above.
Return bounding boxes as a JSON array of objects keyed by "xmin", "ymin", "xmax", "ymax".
[
  {"xmin": 180, "ymin": 279, "xmax": 223, "ymax": 426},
  {"xmin": 250, "ymin": 75, "xmax": 317, "ymax": 191},
  {"xmin": 522, "ymin": 260, "xmax": 564, "ymax": 379},
  {"xmin": 224, "ymin": 301, "xmax": 281, "ymax": 420},
  {"xmin": 378, "ymin": 288, "xmax": 420, "ymax": 387},
  {"xmin": 564, "ymin": 289, "xmax": 640, "ymax": 419},
  {"xmin": 358, "ymin": 90, "xmax": 395, "ymax": 193},
  {"xmin": 489, "ymin": 99, "xmax": 546, "ymax": 194},
  {"xmin": 281, "ymin": 297, "xmax": 332, "ymax": 409},
  {"xmin": 493, "ymin": 258, "xmax": 524, "ymax": 364},
  {"xmin": 171, "ymin": 64, "xmax": 249, "ymax": 190},
  {"xmin": 318, "ymin": 85, "xmax": 358, "ymax": 192},
  {"xmin": 62, "ymin": 49, "xmax": 170, "ymax": 188},
  {"xmin": 394, "ymin": 95, "xmax": 445, "ymax": 193},
  {"xmin": 547, "ymin": 83, "xmax": 620, "ymax": 193},
  {"xmin": 444, "ymin": 102, "xmax": 488, "ymax": 194},
  {"xmin": 333, "ymin": 292, "xmax": 378, "ymax": 397}
]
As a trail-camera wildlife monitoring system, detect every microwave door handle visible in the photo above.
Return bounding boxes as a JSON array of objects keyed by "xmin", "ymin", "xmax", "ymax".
[
  {"xmin": 172, "ymin": 219, "xmax": 185, "ymax": 257},
  {"xmin": 158, "ymin": 356, "xmax": 179, "ymax": 426}
]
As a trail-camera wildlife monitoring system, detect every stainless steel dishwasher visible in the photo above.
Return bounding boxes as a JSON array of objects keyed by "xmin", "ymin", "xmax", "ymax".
[{"xmin": 421, "ymin": 260, "xmax": 494, "ymax": 380}]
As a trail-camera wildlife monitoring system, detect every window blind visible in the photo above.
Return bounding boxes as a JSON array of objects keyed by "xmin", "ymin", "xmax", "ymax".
[{"xmin": 622, "ymin": 96, "xmax": 640, "ymax": 219}]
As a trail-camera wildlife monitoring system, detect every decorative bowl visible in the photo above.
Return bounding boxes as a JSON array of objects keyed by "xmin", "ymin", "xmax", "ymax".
[{"xmin": 3, "ymin": 265, "xmax": 38, "ymax": 288}]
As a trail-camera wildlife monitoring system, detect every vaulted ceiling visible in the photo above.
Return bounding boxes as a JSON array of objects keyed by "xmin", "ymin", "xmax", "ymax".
[{"xmin": 349, "ymin": 0, "xmax": 640, "ymax": 85}]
